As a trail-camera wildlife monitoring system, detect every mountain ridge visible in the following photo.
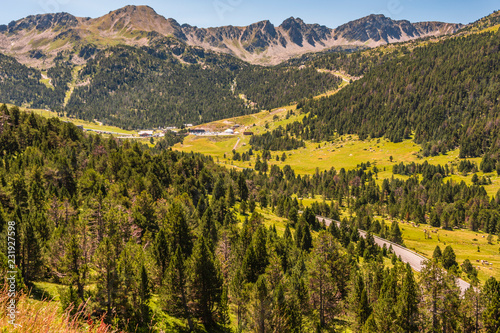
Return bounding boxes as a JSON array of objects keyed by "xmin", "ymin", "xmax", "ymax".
[{"xmin": 0, "ymin": 5, "xmax": 462, "ymax": 67}]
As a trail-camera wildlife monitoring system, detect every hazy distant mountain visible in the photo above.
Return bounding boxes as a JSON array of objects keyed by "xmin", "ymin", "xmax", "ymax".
[{"xmin": 0, "ymin": 5, "xmax": 462, "ymax": 68}]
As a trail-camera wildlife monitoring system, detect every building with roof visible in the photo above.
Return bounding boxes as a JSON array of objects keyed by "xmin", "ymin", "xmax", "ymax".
[{"xmin": 138, "ymin": 130, "xmax": 154, "ymax": 137}]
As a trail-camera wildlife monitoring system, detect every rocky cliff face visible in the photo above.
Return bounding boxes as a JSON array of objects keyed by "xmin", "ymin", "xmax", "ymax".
[
  {"xmin": 0, "ymin": 5, "xmax": 463, "ymax": 68},
  {"xmin": 333, "ymin": 14, "xmax": 462, "ymax": 43}
]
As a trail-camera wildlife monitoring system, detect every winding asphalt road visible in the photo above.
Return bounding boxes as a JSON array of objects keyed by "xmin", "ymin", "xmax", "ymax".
[{"xmin": 316, "ymin": 215, "xmax": 471, "ymax": 293}]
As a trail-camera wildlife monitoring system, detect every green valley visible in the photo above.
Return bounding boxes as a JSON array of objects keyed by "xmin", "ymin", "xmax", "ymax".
[{"xmin": 1, "ymin": 5, "xmax": 500, "ymax": 333}]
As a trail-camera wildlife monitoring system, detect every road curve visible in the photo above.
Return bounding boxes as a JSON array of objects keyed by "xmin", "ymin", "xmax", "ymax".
[{"xmin": 317, "ymin": 216, "xmax": 471, "ymax": 293}]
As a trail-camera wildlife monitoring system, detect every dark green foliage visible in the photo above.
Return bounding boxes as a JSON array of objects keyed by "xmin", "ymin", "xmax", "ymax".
[
  {"xmin": 62, "ymin": 44, "xmax": 339, "ymax": 129},
  {"xmin": 0, "ymin": 36, "xmax": 341, "ymax": 129},
  {"xmin": 433, "ymin": 245, "xmax": 442, "ymax": 260},
  {"xmin": 242, "ymin": 226, "xmax": 269, "ymax": 283},
  {"xmin": 351, "ymin": 273, "xmax": 371, "ymax": 331},
  {"xmin": 442, "ymin": 245, "xmax": 457, "ymax": 270},
  {"xmin": 0, "ymin": 54, "xmax": 66, "ymax": 110},
  {"xmin": 461, "ymin": 259, "xmax": 478, "ymax": 281},
  {"xmin": 420, "ymin": 259, "xmax": 461, "ymax": 332},
  {"xmin": 235, "ymin": 65, "xmax": 341, "ymax": 110},
  {"xmin": 389, "ymin": 221, "xmax": 403, "ymax": 245},
  {"xmin": 65, "ymin": 45, "xmax": 249, "ymax": 129},
  {"xmin": 162, "ymin": 246, "xmax": 190, "ymax": 323},
  {"xmin": 396, "ymin": 265, "xmax": 420, "ymax": 332},
  {"xmin": 1, "ymin": 105, "xmax": 498, "ymax": 332},
  {"xmin": 152, "ymin": 228, "xmax": 170, "ymax": 285},
  {"xmin": 482, "ymin": 277, "xmax": 500, "ymax": 332},
  {"xmin": 187, "ymin": 235, "xmax": 223, "ymax": 327},
  {"xmin": 288, "ymin": 31, "xmax": 500, "ymax": 156},
  {"xmin": 250, "ymin": 125, "xmax": 305, "ymax": 151},
  {"xmin": 165, "ymin": 203, "xmax": 192, "ymax": 257}
]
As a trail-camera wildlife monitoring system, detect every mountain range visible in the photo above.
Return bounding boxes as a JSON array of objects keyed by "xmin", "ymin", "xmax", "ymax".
[{"xmin": 0, "ymin": 5, "xmax": 462, "ymax": 67}]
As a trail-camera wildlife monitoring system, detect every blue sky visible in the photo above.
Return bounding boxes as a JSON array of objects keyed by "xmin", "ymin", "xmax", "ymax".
[{"xmin": 1, "ymin": 0, "xmax": 498, "ymax": 28}]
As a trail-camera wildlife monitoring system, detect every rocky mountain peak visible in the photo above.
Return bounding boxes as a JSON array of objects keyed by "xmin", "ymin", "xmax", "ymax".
[
  {"xmin": 105, "ymin": 5, "xmax": 159, "ymax": 19},
  {"xmin": 0, "ymin": 6, "xmax": 464, "ymax": 67},
  {"xmin": 0, "ymin": 12, "xmax": 78, "ymax": 33},
  {"xmin": 334, "ymin": 14, "xmax": 462, "ymax": 43}
]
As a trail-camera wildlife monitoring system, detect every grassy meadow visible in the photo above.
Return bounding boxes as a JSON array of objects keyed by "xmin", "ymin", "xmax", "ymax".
[
  {"xmin": 393, "ymin": 219, "xmax": 500, "ymax": 283},
  {"xmin": 174, "ymin": 112, "xmax": 500, "ymax": 198}
]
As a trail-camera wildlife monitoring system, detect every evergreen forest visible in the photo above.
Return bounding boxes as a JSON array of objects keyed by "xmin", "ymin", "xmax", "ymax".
[{"xmin": 1, "ymin": 105, "xmax": 500, "ymax": 332}]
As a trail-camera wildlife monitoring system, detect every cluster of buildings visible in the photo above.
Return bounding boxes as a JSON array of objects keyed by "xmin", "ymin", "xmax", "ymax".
[
  {"xmin": 134, "ymin": 123, "xmax": 254, "ymax": 139},
  {"xmin": 188, "ymin": 128, "xmax": 235, "ymax": 136},
  {"xmin": 138, "ymin": 126, "xmax": 181, "ymax": 138},
  {"xmin": 187, "ymin": 123, "xmax": 255, "ymax": 137}
]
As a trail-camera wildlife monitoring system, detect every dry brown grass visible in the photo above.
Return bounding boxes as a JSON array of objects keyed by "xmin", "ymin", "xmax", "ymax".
[{"xmin": 0, "ymin": 285, "xmax": 114, "ymax": 333}]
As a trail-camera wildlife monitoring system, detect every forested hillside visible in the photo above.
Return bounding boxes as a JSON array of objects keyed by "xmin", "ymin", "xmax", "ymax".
[
  {"xmin": 66, "ymin": 43, "xmax": 340, "ymax": 129},
  {"xmin": 235, "ymin": 66, "xmax": 341, "ymax": 110},
  {"xmin": 0, "ymin": 39, "xmax": 341, "ymax": 129},
  {"xmin": 2, "ymin": 105, "xmax": 500, "ymax": 332},
  {"xmin": 287, "ymin": 30, "xmax": 500, "ymax": 159},
  {"xmin": 0, "ymin": 53, "xmax": 65, "ymax": 109}
]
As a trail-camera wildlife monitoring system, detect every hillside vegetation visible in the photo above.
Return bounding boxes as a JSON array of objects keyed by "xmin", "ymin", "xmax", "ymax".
[
  {"xmin": 285, "ymin": 29, "xmax": 500, "ymax": 159},
  {"xmin": 4, "ymin": 105, "xmax": 500, "ymax": 332},
  {"xmin": 0, "ymin": 39, "xmax": 341, "ymax": 129}
]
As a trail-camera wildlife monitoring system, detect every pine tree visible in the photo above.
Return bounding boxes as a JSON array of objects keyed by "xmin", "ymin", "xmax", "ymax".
[
  {"xmin": 482, "ymin": 277, "xmax": 500, "ymax": 332},
  {"xmin": 283, "ymin": 224, "xmax": 293, "ymax": 246},
  {"xmin": 201, "ymin": 206, "xmax": 218, "ymax": 251},
  {"xmin": 197, "ymin": 194, "xmax": 207, "ymax": 217},
  {"xmin": 115, "ymin": 241, "xmax": 148, "ymax": 328},
  {"xmin": 420, "ymin": 259, "xmax": 461, "ymax": 332},
  {"xmin": 433, "ymin": 245, "xmax": 442, "ymax": 261},
  {"xmin": 93, "ymin": 237, "xmax": 118, "ymax": 318},
  {"xmin": 165, "ymin": 203, "xmax": 192, "ymax": 257},
  {"xmin": 152, "ymin": 228, "xmax": 170, "ymax": 286},
  {"xmin": 253, "ymin": 227, "xmax": 269, "ymax": 274},
  {"xmin": 187, "ymin": 235, "xmax": 223, "ymax": 328},
  {"xmin": 430, "ymin": 210, "xmax": 441, "ymax": 228},
  {"xmin": 63, "ymin": 218, "xmax": 87, "ymax": 301},
  {"xmin": 397, "ymin": 264, "xmax": 420, "ymax": 332},
  {"xmin": 21, "ymin": 213, "xmax": 43, "ymax": 283},
  {"xmin": 271, "ymin": 283, "xmax": 289, "ymax": 333},
  {"xmin": 288, "ymin": 207, "xmax": 298, "ymax": 225},
  {"xmin": 238, "ymin": 173, "xmax": 249, "ymax": 202},
  {"xmin": 351, "ymin": 273, "xmax": 371, "ymax": 331},
  {"xmin": 461, "ymin": 284, "xmax": 482, "ymax": 333},
  {"xmin": 139, "ymin": 264, "xmax": 151, "ymax": 326},
  {"xmin": 372, "ymin": 266, "xmax": 398, "ymax": 332},
  {"xmin": 252, "ymin": 275, "xmax": 270, "ymax": 333},
  {"xmin": 162, "ymin": 246, "xmax": 193, "ymax": 330},
  {"xmin": 258, "ymin": 189, "xmax": 268, "ymax": 208},
  {"xmin": 242, "ymin": 226, "xmax": 268, "ymax": 283},
  {"xmin": 442, "ymin": 245, "xmax": 457, "ymax": 270},
  {"xmin": 230, "ymin": 268, "xmax": 250, "ymax": 332},
  {"xmin": 240, "ymin": 199, "xmax": 247, "ymax": 215},
  {"xmin": 389, "ymin": 221, "xmax": 403, "ymax": 244},
  {"xmin": 213, "ymin": 176, "xmax": 226, "ymax": 201},
  {"xmin": 219, "ymin": 286, "xmax": 230, "ymax": 328},
  {"xmin": 308, "ymin": 231, "xmax": 343, "ymax": 328},
  {"xmin": 249, "ymin": 197, "xmax": 256, "ymax": 213},
  {"xmin": 301, "ymin": 223, "xmax": 313, "ymax": 251},
  {"xmin": 295, "ymin": 223, "xmax": 303, "ymax": 249},
  {"xmin": 226, "ymin": 184, "xmax": 236, "ymax": 207}
]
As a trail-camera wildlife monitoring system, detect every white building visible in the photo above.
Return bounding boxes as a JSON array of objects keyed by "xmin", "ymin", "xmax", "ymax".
[{"xmin": 138, "ymin": 130, "xmax": 154, "ymax": 137}]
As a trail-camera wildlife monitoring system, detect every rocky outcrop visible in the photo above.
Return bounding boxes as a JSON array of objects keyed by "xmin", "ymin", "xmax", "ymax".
[{"xmin": 0, "ymin": 5, "xmax": 463, "ymax": 68}]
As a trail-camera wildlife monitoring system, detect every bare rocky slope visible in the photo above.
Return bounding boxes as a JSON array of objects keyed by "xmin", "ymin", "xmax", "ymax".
[{"xmin": 0, "ymin": 5, "xmax": 462, "ymax": 68}]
